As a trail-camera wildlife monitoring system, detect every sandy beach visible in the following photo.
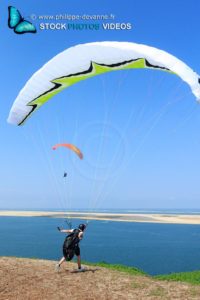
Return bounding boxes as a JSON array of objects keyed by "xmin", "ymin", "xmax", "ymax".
[{"xmin": 1, "ymin": 210, "xmax": 200, "ymax": 224}]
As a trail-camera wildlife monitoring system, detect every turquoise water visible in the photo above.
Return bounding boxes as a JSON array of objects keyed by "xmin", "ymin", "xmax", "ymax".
[{"xmin": 1, "ymin": 216, "xmax": 200, "ymax": 275}]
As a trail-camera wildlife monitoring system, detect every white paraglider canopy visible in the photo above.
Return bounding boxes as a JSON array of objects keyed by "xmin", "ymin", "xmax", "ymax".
[{"xmin": 7, "ymin": 41, "xmax": 200, "ymax": 125}]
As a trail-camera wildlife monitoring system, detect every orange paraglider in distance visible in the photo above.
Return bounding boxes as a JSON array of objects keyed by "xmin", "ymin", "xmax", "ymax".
[{"xmin": 52, "ymin": 143, "xmax": 83, "ymax": 159}]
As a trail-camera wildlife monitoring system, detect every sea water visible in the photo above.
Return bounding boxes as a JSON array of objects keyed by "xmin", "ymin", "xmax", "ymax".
[{"xmin": 1, "ymin": 216, "xmax": 200, "ymax": 275}]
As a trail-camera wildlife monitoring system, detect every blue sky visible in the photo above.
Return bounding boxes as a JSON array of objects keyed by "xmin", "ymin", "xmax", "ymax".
[{"xmin": 0, "ymin": 0, "xmax": 200, "ymax": 210}]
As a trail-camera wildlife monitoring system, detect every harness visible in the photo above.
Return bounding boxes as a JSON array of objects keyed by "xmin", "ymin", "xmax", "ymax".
[{"xmin": 63, "ymin": 229, "xmax": 80, "ymax": 261}]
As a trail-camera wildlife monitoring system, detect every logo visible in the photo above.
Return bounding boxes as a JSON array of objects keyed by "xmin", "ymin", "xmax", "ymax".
[{"xmin": 8, "ymin": 6, "xmax": 37, "ymax": 34}]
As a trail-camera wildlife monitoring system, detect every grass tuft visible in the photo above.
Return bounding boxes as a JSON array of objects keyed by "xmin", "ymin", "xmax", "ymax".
[{"xmin": 155, "ymin": 271, "xmax": 200, "ymax": 285}]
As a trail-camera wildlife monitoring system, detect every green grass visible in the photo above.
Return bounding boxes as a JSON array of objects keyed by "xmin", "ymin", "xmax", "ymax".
[
  {"xmin": 83, "ymin": 260, "xmax": 200, "ymax": 285},
  {"xmin": 82, "ymin": 260, "xmax": 147, "ymax": 276},
  {"xmin": 155, "ymin": 271, "xmax": 200, "ymax": 285}
]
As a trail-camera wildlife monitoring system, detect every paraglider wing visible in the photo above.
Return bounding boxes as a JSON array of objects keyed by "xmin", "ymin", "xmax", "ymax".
[
  {"xmin": 52, "ymin": 143, "xmax": 83, "ymax": 159},
  {"xmin": 7, "ymin": 41, "xmax": 200, "ymax": 125}
]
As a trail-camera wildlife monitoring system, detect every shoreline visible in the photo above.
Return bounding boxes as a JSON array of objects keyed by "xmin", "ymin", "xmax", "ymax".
[{"xmin": 1, "ymin": 210, "xmax": 200, "ymax": 224}]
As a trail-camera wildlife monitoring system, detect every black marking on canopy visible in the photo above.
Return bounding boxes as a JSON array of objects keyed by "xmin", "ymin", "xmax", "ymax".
[
  {"xmin": 57, "ymin": 59, "xmax": 144, "ymax": 80},
  {"xmin": 18, "ymin": 82, "xmax": 62, "ymax": 125},
  {"xmin": 145, "ymin": 60, "xmax": 170, "ymax": 71},
  {"xmin": 18, "ymin": 104, "xmax": 37, "ymax": 126},
  {"xmin": 198, "ymin": 78, "xmax": 200, "ymax": 84},
  {"xmin": 28, "ymin": 82, "xmax": 62, "ymax": 105},
  {"xmin": 58, "ymin": 62, "xmax": 94, "ymax": 79},
  {"xmin": 85, "ymin": 59, "xmax": 170, "ymax": 71},
  {"xmin": 91, "ymin": 59, "xmax": 140, "ymax": 68},
  {"xmin": 18, "ymin": 58, "xmax": 170, "ymax": 125}
]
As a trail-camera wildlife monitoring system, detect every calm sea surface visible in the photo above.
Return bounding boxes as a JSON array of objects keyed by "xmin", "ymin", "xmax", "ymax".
[{"xmin": 1, "ymin": 216, "xmax": 200, "ymax": 275}]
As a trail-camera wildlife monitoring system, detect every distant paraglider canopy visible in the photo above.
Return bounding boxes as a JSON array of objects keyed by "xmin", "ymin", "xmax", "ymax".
[{"xmin": 52, "ymin": 143, "xmax": 83, "ymax": 160}]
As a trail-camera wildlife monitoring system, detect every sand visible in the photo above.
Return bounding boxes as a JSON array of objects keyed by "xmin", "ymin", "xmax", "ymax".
[{"xmin": 1, "ymin": 210, "xmax": 200, "ymax": 224}]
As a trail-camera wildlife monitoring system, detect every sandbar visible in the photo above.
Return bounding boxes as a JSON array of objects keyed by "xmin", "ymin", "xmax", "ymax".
[{"xmin": 1, "ymin": 210, "xmax": 200, "ymax": 224}]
